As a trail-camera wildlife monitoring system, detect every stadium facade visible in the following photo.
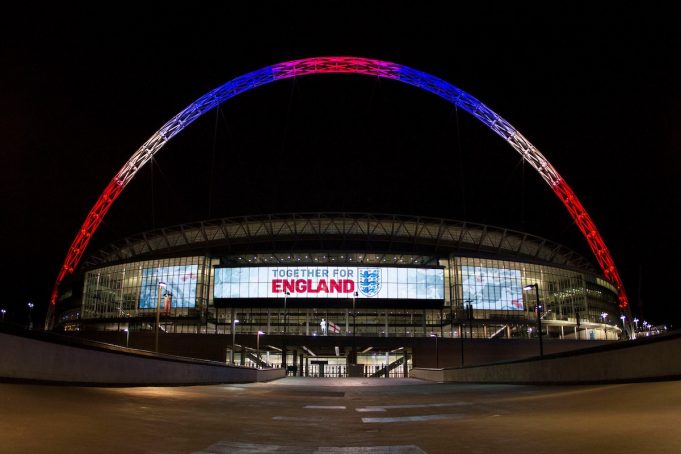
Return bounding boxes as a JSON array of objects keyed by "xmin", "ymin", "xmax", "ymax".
[{"xmin": 54, "ymin": 213, "xmax": 622, "ymax": 374}]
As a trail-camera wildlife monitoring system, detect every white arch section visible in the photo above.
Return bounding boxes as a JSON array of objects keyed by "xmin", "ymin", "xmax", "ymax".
[{"xmin": 47, "ymin": 56, "xmax": 628, "ymax": 328}]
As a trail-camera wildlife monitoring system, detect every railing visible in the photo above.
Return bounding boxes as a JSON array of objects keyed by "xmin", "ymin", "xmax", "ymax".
[{"xmin": 295, "ymin": 363, "xmax": 405, "ymax": 378}]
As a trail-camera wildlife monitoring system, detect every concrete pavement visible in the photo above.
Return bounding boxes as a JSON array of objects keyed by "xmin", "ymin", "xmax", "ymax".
[{"xmin": 2, "ymin": 377, "xmax": 681, "ymax": 453}]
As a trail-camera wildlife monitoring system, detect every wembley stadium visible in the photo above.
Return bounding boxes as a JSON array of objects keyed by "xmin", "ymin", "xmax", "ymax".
[
  {"xmin": 53, "ymin": 212, "xmax": 622, "ymax": 376},
  {"xmin": 44, "ymin": 57, "xmax": 631, "ymax": 376}
]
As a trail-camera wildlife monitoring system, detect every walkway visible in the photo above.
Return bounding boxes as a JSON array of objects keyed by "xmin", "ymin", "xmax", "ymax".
[{"xmin": 2, "ymin": 377, "xmax": 680, "ymax": 453}]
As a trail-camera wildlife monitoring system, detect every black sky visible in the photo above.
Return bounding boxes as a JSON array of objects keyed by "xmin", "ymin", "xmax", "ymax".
[{"xmin": 2, "ymin": 3, "xmax": 680, "ymax": 327}]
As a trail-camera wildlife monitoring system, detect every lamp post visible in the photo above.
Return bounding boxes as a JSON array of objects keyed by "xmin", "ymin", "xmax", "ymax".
[
  {"xmin": 459, "ymin": 318, "xmax": 465, "ymax": 367},
  {"xmin": 123, "ymin": 328, "xmax": 129, "ymax": 348},
  {"xmin": 1, "ymin": 308, "xmax": 6, "ymax": 321},
  {"xmin": 27, "ymin": 302, "xmax": 34, "ymax": 330},
  {"xmin": 256, "ymin": 330, "xmax": 264, "ymax": 368},
  {"xmin": 281, "ymin": 290, "xmax": 290, "ymax": 370},
  {"xmin": 467, "ymin": 301, "xmax": 474, "ymax": 338},
  {"xmin": 231, "ymin": 318, "xmax": 239, "ymax": 365},
  {"xmin": 352, "ymin": 291, "xmax": 358, "ymax": 364},
  {"xmin": 460, "ymin": 300, "xmax": 471, "ymax": 367},
  {"xmin": 620, "ymin": 314, "xmax": 626, "ymax": 339},
  {"xmin": 155, "ymin": 281, "xmax": 166, "ymax": 353},
  {"xmin": 283, "ymin": 290, "xmax": 290, "ymax": 334},
  {"xmin": 523, "ymin": 284, "xmax": 543, "ymax": 357},
  {"xmin": 463, "ymin": 299, "xmax": 471, "ymax": 339},
  {"xmin": 601, "ymin": 312, "xmax": 608, "ymax": 340},
  {"xmin": 430, "ymin": 333, "xmax": 439, "ymax": 368}
]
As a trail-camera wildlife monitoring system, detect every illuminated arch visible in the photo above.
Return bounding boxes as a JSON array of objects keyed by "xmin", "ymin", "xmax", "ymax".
[{"xmin": 47, "ymin": 56, "xmax": 628, "ymax": 327}]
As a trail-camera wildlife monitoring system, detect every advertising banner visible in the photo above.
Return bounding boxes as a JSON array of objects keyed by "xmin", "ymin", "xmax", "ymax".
[
  {"xmin": 461, "ymin": 265, "xmax": 524, "ymax": 310},
  {"xmin": 139, "ymin": 265, "xmax": 198, "ymax": 308},
  {"xmin": 214, "ymin": 266, "xmax": 444, "ymax": 300}
]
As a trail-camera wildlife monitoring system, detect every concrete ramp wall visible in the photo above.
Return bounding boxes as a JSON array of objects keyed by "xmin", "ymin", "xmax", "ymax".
[
  {"xmin": 0, "ymin": 326, "xmax": 284, "ymax": 386},
  {"xmin": 411, "ymin": 331, "xmax": 681, "ymax": 384}
]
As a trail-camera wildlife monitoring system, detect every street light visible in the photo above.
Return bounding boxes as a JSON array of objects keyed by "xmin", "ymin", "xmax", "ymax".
[
  {"xmin": 352, "ymin": 291, "xmax": 358, "ymax": 364},
  {"xmin": 601, "ymin": 311, "xmax": 608, "ymax": 340},
  {"xmin": 1, "ymin": 308, "xmax": 6, "ymax": 321},
  {"xmin": 430, "ymin": 333, "xmax": 439, "ymax": 368},
  {"xmin": 256, "ymin": 330, "xmax": 264, "ymax": 368},
  {"xmin": 523, "ymin": 284, "xmax": 543, "ymax": 357},
  {"xmin": 27, "ymin": 302, "xmax": 34, "ymax": 330},
  {"xmin": 123, "ymin": 328, "xmax": 129, "ymax": 348},
  {"xmin": 282, "ymin": 290, "xmax": 291, "ymax": 370},
  {"xmin": 231, "ymin": 319, "xmax": 239, "ymax": 365},
  {"xmin": 643, "ymin": 321, "xmax": 650, "ymax": 336},
  {"xmin": 620, "ymin": 314, "xmax": 627, "ymax": 339},
  {"xmin": 283, "ymin": 291, "xmax": 290, "ymax": 333},
  {"xmin": 465, "ymin": 300, "xmax": 474, "ymax": 338},
  {"xmin": 155, "ymin": 281, "xmax": 166, "ymax": 353}
]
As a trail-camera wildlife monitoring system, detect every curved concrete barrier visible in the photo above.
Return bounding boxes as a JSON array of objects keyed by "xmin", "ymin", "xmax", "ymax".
[
  {"xmin": 0, "ymin": 325, "xmax": 284, "ymax": 386},
  {"xmin": 411, "ymin": 331, "xmax": 681, "ymax": 384}
]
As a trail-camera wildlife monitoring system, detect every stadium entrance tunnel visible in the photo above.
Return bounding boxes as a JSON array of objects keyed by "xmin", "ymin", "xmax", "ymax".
[{"xmin": 227, "ymin": 336, "xmax": 411, "ymax": 378}]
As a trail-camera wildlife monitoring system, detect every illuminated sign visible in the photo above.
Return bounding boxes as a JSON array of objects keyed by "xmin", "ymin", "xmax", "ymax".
[
  {"xmin": 214, "ymin": 266, "xmax": 444, "ymax": 300},
  {"xmin": 139, "ymin": 265, "xmax": 198, "ymax": 308},
  {"xmin": 461, "ymin": 265, "xmax": 524, "ymax": 310}
]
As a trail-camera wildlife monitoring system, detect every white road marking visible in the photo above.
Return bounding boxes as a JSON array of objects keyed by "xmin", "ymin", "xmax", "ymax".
[
  {"xmin": 272, "ymin": 416, "xmax": 324, "ymax": 422},
  {"xmin": 304, "ymin": 405, "xmax": 347, "ymax": 410},
  {"xmin": 362, "ymin": 413, "xmax": 466, "ymax": 423},
  {"xmin": 356, "ymin": 402, "xmax": 471, "ymax": 412},
  {"xmin": 193, "ymin": 442, "xmax": 426, "ymax": 453},
  {"xmin": 316, "ymin": 446, "xmax": 427, "ymax": 453}
]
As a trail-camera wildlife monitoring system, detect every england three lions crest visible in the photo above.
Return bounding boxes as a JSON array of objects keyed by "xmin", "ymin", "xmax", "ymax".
[{"xmin": 358, "ymin": 268, "xmax": 382, "ymax": 297}]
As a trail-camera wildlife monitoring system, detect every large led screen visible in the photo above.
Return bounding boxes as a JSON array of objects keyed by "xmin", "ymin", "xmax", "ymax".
[
  {"xmin": 461, "ymin": 265, "xmax": 524, "ymax": 310},
  {"xmin": 214, "ymin": 266, "xmax": 444, "ymax": 300},
  {"xmin": 139, "ymin": 265, "xmax": 198, "ymax": 308}
]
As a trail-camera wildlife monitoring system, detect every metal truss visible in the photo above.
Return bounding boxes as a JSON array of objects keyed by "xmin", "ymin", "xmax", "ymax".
[
  {"xmin": 47, "ymin": 57, "xmax": 628, "ymax": 328},
  {"xmin": 83, "ymin": 213, "xmax": 594, "ymax": 273}
]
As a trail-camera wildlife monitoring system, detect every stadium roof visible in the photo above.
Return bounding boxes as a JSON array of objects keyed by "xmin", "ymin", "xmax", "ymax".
[{"xmin": 83, "ymin": 213, "xmax": 596, "ymax": 273}]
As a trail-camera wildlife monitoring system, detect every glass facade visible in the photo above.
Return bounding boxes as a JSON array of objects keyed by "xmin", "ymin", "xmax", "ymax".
[
  {"xmin": 449, "ymin": 256, "xmax": 619, "ymax": 340},
  {"xmin": 81, "ymin": 256, "xmax": 212, "ymax": 332},
  {"xmin": 79, "ymin": 251, "xmax": 619, "ymax": 340}
]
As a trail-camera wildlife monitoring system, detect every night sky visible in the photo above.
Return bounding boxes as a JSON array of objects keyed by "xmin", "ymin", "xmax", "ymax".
[{"xmin": 2, "ymin": 4, "xmax": 679, "ymax": 327}]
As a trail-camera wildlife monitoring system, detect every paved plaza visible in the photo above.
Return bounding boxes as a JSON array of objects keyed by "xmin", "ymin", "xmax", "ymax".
[{"xmin": 1, "ymin": 377, "xmax": 681, "ymax": 453}]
